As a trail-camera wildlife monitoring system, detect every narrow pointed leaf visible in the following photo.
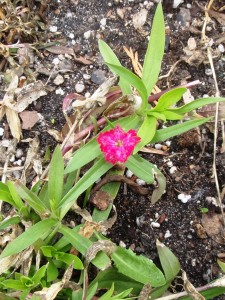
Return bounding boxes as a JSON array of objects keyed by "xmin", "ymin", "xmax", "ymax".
[
  {"xmin": 142, "ymin": 3, "xmax": 165, "ymax": 95},
  {"xmin": 156, "ymin": 240, "xmax": 180, "ymax": 282},
  {"xmin": 152, "ymin": 87, "xmax": 187, "ymax": 111},
  {"xmin": 134, "ymin": 115, "xmax": 157, "ymax": 153},
  {"xmin": 106, "ymin": 63, "xmax": 148, "ymax": 103},
  {"xmin": 151, "ymin": 118, "xmax": 211, "ymax": 143},
  {"xmin": 48, "ymin": 145, "xmax": 64, "ymax": 209},
  {"xmin": 168, "ymin": 97, "xmax": 225, "ymax": 115},
  {"xmin": 125, "ymin": 154, "xmax": 155, "ymax": 184},
  {"xmin": 15, "ymin": 181, "xmax": 49, "ymax": 215},
  {"xmin": 7, "ymin": 181, "xmax": 24, "ymax": 210},
  {"xmin": 111, "ymin": 247, "xmax": 166, "ymax": 286},
  {"xmin": 59, "ymin": 157, "xmax": 112, "ymax": 210},
  {"xmin": 0, "ymin": 218, "xmax": 58, "ymax": 258},
  {"xmin": 98, "ymin": 40, "xmax": 131, "ymax": 94}
]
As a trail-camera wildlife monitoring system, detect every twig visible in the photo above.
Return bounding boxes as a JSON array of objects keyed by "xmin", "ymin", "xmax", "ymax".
[{"xmin": 201, "ymin": 0, "xmax": 225, "ymax": 227}]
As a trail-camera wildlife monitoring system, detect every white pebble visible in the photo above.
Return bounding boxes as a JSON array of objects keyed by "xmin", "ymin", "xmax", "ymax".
[
  {"xmin": 53, "ymin": 74, "xmax": 64, "ymax": 85},
  {"xmin": 169, "ymin": 166, "xmax": 177, "ymax": 174},
  {"xmin": 83, "ymin": 74, "xmax": 91, "ymax": 80},
  {"xmin": 136, "ymin": 179, "xmax": 146, "ymax": 186},
  {"xmin": 69, "ymin": 33, "xmax": 75, "ymax": 39},
  {"xmin": 100, "ymin": 18, "xmax": 107, "ymax": 26},
  {"xmin": 187, "ymin": 3, "xmax": 192, "ymax": 8},
  {"xmin": 167, "ymin": 161, "xmax": 173, "ymax": 167},
  {"xmin": 2, "ymin": 139, "xmax": 10, "ymax": 148},
  {"xmin": 205, "ymin": 68, "xmax": 213, "ymax": 76},
  {"xmin": 151, "ymin": 221, "xmax": 160, "ymax": 228},
  {"xmin": 155, "ymin": 143, "xmax": 162, "ymax": 150},
  {"xmin": 155, "ymin": 212, "xmax": 159, "ymax": 218},
  {"xmin": 49, "ymin": 26, "xmax": 58, "ymax": 33},
  {"xmin": 165, "ymin": 140, "xmax": 171, "ymax": 147},
  {"xmin": 14, "ymin": 159, "xmax": 22, "ymax": 166},
  {"xmin": 173, "ymin": 0, "xmax": 183, "ymax": 8},
  {"xmin": 164, "ymin": 230, "xmax": 172, "ymax": 239},
  {"xmin": 126, "ymin": 169, "xmax": 133, "ymax": 178},
  {"xmin": 119, "ymin": 241, "xmax": 126, "ymax": 248},
  {"xmin": 218, "ymin": 44, "xmax": 225, "ymax": 53},
  {"xmin": 55, "ymin": 88, "xmax": 65, "ymax": 95},
  {"xmin": 84, "ymin": 30, "xmax": 92, "ymax": 39},
  {"xmin": 178, "ymin": 193, "xmax": 192, "ymax": 203},
  {"xmin": 52, "ymin": 57, "xmax": 60, "ymax": 65},
  {"xmin": 9, "ymin": 155, "xmax": 15, "ymax": 162},
  {"xmin": 75, "ymin": 83, "xmax": 85, "ymax": 93},
  {"xmin": 0, "ymin": 127, "xmax": 4, "ymax": 136},
  {"xmin": 16, "ymin": 148, "xmax": 23, "ymax": 158},
  {"xmin": 191, "ymin": 259, "xmax": 196, "ymax": 267}
]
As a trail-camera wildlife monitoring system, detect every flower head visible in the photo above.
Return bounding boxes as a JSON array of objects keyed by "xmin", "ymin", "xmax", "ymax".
[{"xmin": 97, "ymin": 125, "xmax": 141, "ymax": 164}]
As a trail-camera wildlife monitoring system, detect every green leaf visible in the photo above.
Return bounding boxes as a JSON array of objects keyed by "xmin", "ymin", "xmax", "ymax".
[
  {"xmin": 48, "ymin": 145, "xmax": 64, "ymax": 210},
  {"xmin": 168, "ymin": 97, "xmax": 225, "ymax": 115},
  {"xmin": 55, "ymin": 252, "xmax": 84, "ymax": 270},
  {"xmin": 180, "ymin": 287, "xmax": 225, "ymax": 300},
  {"xmin": 32, "ymin": 265, "xmax": 47, "ymax": 286},
  {"xmin": 151, "ymin": 118, "xmax": 211, "ymax": 143},
  {"xmin": 0, "ymin": 292, "xmax": 17, "ymax": 300},
  {"xmin": 0, "ymin": 216, "xmax": 21, "ymax": 231},
  {"xmin": 156, "ymin": 240, "xmax": 181, "ymax": 282},
  {"xmin": 58, "ymin": 225, "xmax": 111, "ymax": 270},
  {"xmin": 41, "ymin": 245, "xmax": 56, "ymax": 258},
  {"xmin": 98, "ymin": 40, "xmax": 131, "ymax": 95},
  {"xmin": 89, "ymin": 268, "xmax": 142, "ymax": 295},
  {"xmin": 107, "ymin": 63, "xmax": 148, "ymax": 104},
  {"xmin": 152, "ymin": 88, "xmax": 187, "ymax": 111},
  {"xmin": 47, "ymin": 259, "xmax": 58, "ymax": 282},
  {"xmin": 125, "ymin": 154, "xmax": 155, "ymax": 184},
  {"xmin": 111, "ymin": 288, "xmax": 133, "ymax": 299},
  {"xmin": 111, "ymin": 247, "xmax": 166, "ymax": 287},
  {"xmin": 217, "ymin": 259, "xmax": 225, "ymax": 273},
  {"xmin": 151, "ymin": 168, "xmax": 166, "ymax": 204},
  {"xmin": 0, "ymin": 190, "xmax": 15, "ymax": 207},
  {"xmin": 0, "ymin": 182, "xmax": 10, "ymax": 193},
  {"xmin": 162, "ymin": 110, "xmax": 183, "ymax": 120},
  {"xmin": 98, "ymin": 283, "xmax": 114, "ymax": 300},
  {"xmin": 134, "ymin": 115, "xmax": 157, "ymax": 153},
  {"xmin": 147, "ymin": 111, "xmax": 166, "ymax": 121},
  {"xmin": 0, "ymin": 218, "xmax": 58, "ymax": 258},
  {"xmin": 15, "ymin": 181, "xmax": 49, "ymax": 215},
  {"xmin": 59, "ymin": 157, "xmax": 112, "ymax": 211},
  {"xmin": 142, "ymin": 3, "xmax": 165, "ymax": 95},
  {"xmin": 2, "ymin": 279, "xmax": 27, "ymax": 291},
  {"xmin": 6, "ymin": 181, "xmax": 24, "ymax": 210},
  {"xmin": 38, "ymin": 182, "xmax": 50, "ymax": 210},
  {"xmin": 65, "ymin": 114, "xmax": 141, "ymax": 174}
]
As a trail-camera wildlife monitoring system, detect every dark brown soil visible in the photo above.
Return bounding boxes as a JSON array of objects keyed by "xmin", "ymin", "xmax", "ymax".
[{"xmin": 1, "ymin": 0, "xmax": 225, "ymax": 296}]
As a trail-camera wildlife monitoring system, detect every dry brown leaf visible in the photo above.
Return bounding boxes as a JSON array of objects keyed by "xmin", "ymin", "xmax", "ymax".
[
  {"xmin": 182, "ymin": 270, "xmax": 205, "ymax": 300},
  {"xmin": 47, "ymin": 129, "xmax": 63, "ymax": 142},
  {"xmin": 5, "ymin": 107, "xmax": 22, "ymax": 140},
  {"xmin": 19, "ymin": 110, "xmax": 40, "ymax": 129},
  {"xmin": 198, "ymin": 102, "xmax": 225, "ymax": 121},
  {"xmin": 46, "ymin": 45, "xmax": 74, "ymax": 55},
  {"xmin": 14, "ymin": 80, "xmax": 47, "ymax": 113},
  {"xmin": 201, "ymin": 212, "xmax": 225, "ymax": 244}
]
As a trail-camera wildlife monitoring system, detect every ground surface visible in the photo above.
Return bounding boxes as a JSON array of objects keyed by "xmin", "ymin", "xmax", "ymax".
[{"xmin": 1, "ymin": 0, "xmax": 225, "ymax": 296}]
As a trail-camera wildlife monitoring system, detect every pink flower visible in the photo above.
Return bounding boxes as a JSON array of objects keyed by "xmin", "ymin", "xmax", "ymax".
[{"xmin": 97, "ymin": 125, "xmax": 141, "ymax": 164}]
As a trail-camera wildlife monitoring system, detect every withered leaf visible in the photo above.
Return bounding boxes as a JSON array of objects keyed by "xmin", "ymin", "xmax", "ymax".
[
  {"xmin": 19, "ymin": 110, "xmax": 40, "ymax": 130},
  {"xmin": 46, "ymin": 45, "xmax": 74, "ymax": 55},
  {"xmin": 201, "ymin": 212, "xmax": 225, "ymax": 245}
]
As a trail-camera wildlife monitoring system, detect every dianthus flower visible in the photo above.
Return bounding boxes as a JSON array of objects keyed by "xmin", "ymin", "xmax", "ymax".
[{"xmin": 97, "ymin": 125, "xmax": 141, "ymax": 164}]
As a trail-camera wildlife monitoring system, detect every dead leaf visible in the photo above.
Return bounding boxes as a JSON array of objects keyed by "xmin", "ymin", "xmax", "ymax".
[
  {"xmin": 14, "ymin": 80, "xmax": 47, "ymax": 113},
  {"xmin": 5, "ymin": 107, "xmax": 22, "ymax": 140},
  {"xmin": 193, "ymin": 223, "xmax": 208, "ymax": 239},
  {"xmin": 198, "ymin": 102, "xmax": 225, "ymax": 121},
  {"xmin": 47, "ymin": 129, "xmax": 63, "ymax": 142},
  {"xmin": 201, "ymin": 212, "xmax": 225, "ymax": 244},
  {"xmin": 73, "ymin": 55, "xmax": 93, "ymax": 65},
  {"xmin": 209, "ymin": 9, "xmax": 225, "ymax": 26},
  {"xmin": 133, "ymin": 9, "xmax": 148, "ymax": 29},
  {"xmin": 46, "ymin": 45, "xmax": 74, "ymax": 55},
  {"xmin": 182, "ymin": 270, "xmax": 206, "ymax": 300},
  {"xmin": 19, "ymin": 110, "xmax": 40, "ymax": 129}
]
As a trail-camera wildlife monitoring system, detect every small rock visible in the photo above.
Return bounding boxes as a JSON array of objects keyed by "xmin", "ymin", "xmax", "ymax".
[
  {"xmin": 136, "ymin": 179, "xmax": 146, "ymax": 186},
  {"xmin": 178, "ymin": 193, "xmax": 191, "ymax": 203},
  {"xmin": 151, "ymin": 221, "xmax": 160, "ymax": 228},
  {"xmin": 9, "ymin": 155, "xmax": 15, "ymax": 162},
  {"xmin": 49, "ymin": 25, "xmax": 58, "ymax": 33},
  {"xmin": 53, "ymin": 74, "xmax": 64, "ymax": 85},
  {"xmin": 173, "ymin": 0, "xmax": 183, "ymax": 8},
  {"xmin": 91, "ymin": 70, "xmax": 107, "ymax": 85},
  {"xmin": 100, "ymin": 18, "xmax": 107, "ymax": 27},
  {"xmin": 126, "ymin": 169, "xmax": 133, "ymax": 178},
  {"xmin": 205, "ymin": 68, "xmax": 213, "ymax": 76},
  {"xmin": 75, "ymin": 83, "xmax": 85, "ymax": 93},
  {"xmin": 218, "ymin": 44, "xmax": 225, "ymax": 53},
  {"xmin": 133, "ymin": 8, "xmax": 148, "ymax": 29},
  {"xmin": 2, "ymin": 139, "xmax": 10, "ymax": 148},
  {"xmin": 167, "ymin": 161, "xmax": 173, "ymax": 167},
  {"xmin": 164, "ymin": 230, "xmax": 172, "ymax": 239},
  {"xmin": 0, "ymin": 127, "xmax": 4, "ymax": 136},
  {"xmin": 20, "ymin": 111, "xmax": 40, "ymax": 130},
  {"xmin": 68, "ymin": 33, "xmax": 75, "ymax": 39},
  {"xmin": 16, "ymin": 148, "xmax": 23, "ymax": 158},
  {"xmin": 165, "ymin": 140, "xmax": 171, "ymax": 147},
  {"xmin": 176, "ymin": 8, "xmax": 191, "ymax": 26},
  {"xmin": 84, "ymin": 30, "xmax": 92, "ymax": 39},
  {"xmin": 83, "ymin": 74, "xmax": 91, "ymax": 80},
  {"xmin": 169, "ymin": 166, "xmax": 177, "ymax": 174},
  {"xmin": 187, "ymin": 37, "xmax": 197, "ymax": 50},
  {"xmin": 55, "ymin": 88, "xmax": 65, "ymax": 95},
  {"xmin": 52, "ymin": 57, "xmax": 60, "ymax": 65},
  {"xmin": 155, "ymin": 143, "xmax": 162, "ymax": 150}
]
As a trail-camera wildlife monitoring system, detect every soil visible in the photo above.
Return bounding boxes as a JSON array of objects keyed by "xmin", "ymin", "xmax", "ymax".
[{"xmin": 1, "ymin": 0, "xmax": 225, "ymax": 297}]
